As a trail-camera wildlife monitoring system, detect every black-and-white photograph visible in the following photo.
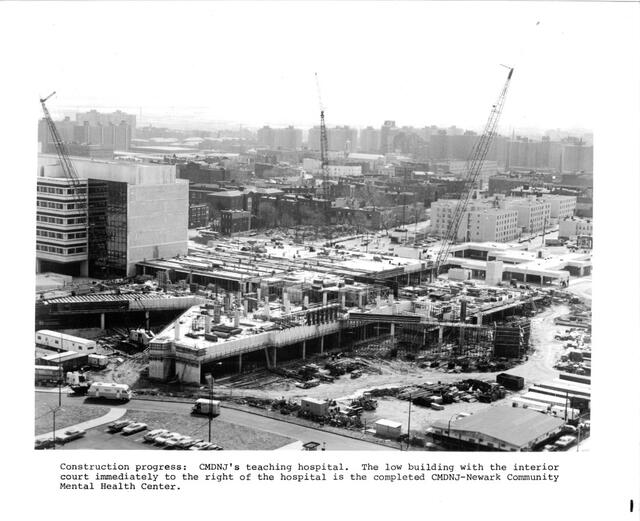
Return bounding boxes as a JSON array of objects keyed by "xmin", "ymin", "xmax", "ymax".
[
  {"xmin": 2, "ymin": 1, "xmax": 639, "ymax": 519},
  {"xmin": 30, "ymin": 2, "xmax": 599, "ymax": 454}
]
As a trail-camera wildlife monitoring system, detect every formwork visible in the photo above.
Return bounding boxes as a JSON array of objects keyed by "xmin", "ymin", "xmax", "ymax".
[{"xmin": 493, "ymin": 318, "xmax": 531, "ymax": 358}]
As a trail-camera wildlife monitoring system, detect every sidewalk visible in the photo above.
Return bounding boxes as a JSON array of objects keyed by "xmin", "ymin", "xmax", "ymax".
[{"xmin": 36, "ymin": 407, "xmax": 127, "ymax": 441}]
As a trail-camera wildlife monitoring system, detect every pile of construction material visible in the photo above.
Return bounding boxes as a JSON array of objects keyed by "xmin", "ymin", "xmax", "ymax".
[{"xmin": 398, "ymin": 379, "xmax": 507, "ymax": 409}]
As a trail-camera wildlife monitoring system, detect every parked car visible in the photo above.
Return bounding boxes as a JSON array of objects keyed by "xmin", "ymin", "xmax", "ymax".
[
  {"xmin": 107, "ymin": 420, "xmax": 133, "ymax": 433},
  {"xmin": 35, "ymin": 438, "xmax": 55, "ymax": 450},
  {"xmin": 121, "ymin": 422, "xmax": 147, "ymax": 435},
  {"xmin": 144, "ymin": 429, "xmax": 169, "ymax": 443},
  {"xmin": 55, "ymin": 428, "xmax": 86, "ymax": 444},
  {"xmin": 155, "ymin": 432, "xmax": 181, "ymax": 446},
  {"xmin": 176, "ymin": 437, "xmax": 200, "ymax": 450},
  {"xmin": 189, "ymin": 441, "xmax": 213, "ymax": 451},
  {"xmin": 164, "ymin": 435, "xmax": 190, "ymax": 450}
]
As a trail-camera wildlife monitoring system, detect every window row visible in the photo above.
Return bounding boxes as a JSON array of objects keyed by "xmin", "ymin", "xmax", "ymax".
[
  {"xmin": 36, "ymin": 230, "xmax": 87, "ymax": 240},
  {"xmin": 37, "ymin": 185, "xmax": 87, "ymax": 196},
  {"xmin": 37, "ymin": 215, "xmax": 87, "ymax": 225},
  {"xmin": 37, "ymin": 201, "xmax": 87, "ymax": 210},
  {"xmin": 36, "ymin": 244, "xmax": 87, "ymax": 254}
]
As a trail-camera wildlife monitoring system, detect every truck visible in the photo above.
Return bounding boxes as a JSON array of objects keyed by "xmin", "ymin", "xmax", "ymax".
[
  {"xmin": 66, "ymin": 371, "xmax": 92, "ymax": 395},
  {"xmin": 191, "ymin": 398, "xmax": 220, "ymax": 417},
  {"xmin": 86, "ymin": 382, "xmax": 132, "ymax": 402},
  {"xmin": 88, "ymin": 354, "xmax": 109, "ymax": 369}
]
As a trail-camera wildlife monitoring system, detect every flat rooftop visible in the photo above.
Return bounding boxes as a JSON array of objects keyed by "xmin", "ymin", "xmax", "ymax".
[{"xmin": 433, "ymin": 406, "xmax": 564, "ymax": 448}]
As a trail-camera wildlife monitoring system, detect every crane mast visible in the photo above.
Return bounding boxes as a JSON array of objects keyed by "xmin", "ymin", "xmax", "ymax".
[
  {"xmin": 315, "ymin": 73, "xmax": 330, "ymax": 200},
  {"xmin": 39, "ymin": 93, "xmax": 107, "ymax": 275},
  {"xmin": 432, "ymin": 67, "xmax": 514, "ymax": 278}
]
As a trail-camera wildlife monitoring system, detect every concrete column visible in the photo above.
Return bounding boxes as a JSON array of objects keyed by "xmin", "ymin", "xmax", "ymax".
[
  {"xmin": 358, "ymin": 292, "xmax": 364, "ymax": 310},
  {"xmin": 438, "ymin": 326, "xmax": 444, "ymax": 343},
  {"xmin": 320, "ymin": 336, "xmax": 325, "ymax": 354},
  {"xmin": 145, "ymin": 311, "xmax": 150, "ymax": 330},
  {"xmin": 100, "ymin": 313, "xmax": 105, "ymax": 330},
  {"xmin": 257, "ymin": 287, "xmax": 262, "ymax": 300},
  {"xmin": 272, "ymin": 346, "xmax": 277, "ymax": 367},
  {"xmin": 303, "ymin": 295, "xmax": 309, "ymax": 309},
  {"xmin": 243, "ymin": 300, "xmax": 249, "ymax": 316},
  {"xmin": 238, "ymin": 354, "xmax": 242, "ymax": 374},
  {"xmin": 390, "ymin": 323, "xmax": 395, "ymax": 337},
  {"xmin": 302, "ymin": 341, "xmax": 306, "ymax": 360},
  {"xmin": 341, "ymin": 293, "xmax": 346, "ymax": 308},
  {"xmin": 322, "ymin": 292, "xmax": 328, "ymax": 306},
  {"xmin": 264, "ymin": 296, "xmax": 270, "ymax": 319},
  {"xmin": 423, "ymin": 328, "xmax": 427, "ymax": 346},
  {"xmin": 234, "ymin": 309, "xmax": 240, "ymax": 328}
]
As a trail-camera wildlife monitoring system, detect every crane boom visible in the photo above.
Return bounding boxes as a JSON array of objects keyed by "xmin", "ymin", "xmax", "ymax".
[{"xmin": 433, "ymin": 67, "xmax": 514, "ymax": 277}]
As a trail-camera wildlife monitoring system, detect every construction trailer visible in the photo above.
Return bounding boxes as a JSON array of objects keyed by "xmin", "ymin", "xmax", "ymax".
[
  {"xmin": 35, "ymin": 330, "xmax": 97, "ymax": 352},
  {"xmin": 374, "ymin": 419, "xmax": 402, "ymax": 439}
]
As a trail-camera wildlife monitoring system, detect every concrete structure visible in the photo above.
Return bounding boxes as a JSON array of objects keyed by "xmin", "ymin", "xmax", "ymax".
[
  {"xmin": 558, "ymin": 217, "xmax": 593, "ymax": 239},
  {"xmin": 503, "ymin": 196, "xmax": 551, "ymax": 235},
  {"xmin": 541, "ymin": 194, "xmax": 577, "ymax": 220},
  {"xmin": 38, "ymin": 154, "xmax": 188, "ymax": 277},
  {"xmin": 430, "ymin": 199, "xmax": 519, "ymax": 243}
]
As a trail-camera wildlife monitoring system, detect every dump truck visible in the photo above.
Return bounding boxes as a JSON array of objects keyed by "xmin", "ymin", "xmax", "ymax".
[{"xmin": 191, "ymin": 398, "xmax": 221, "ymax": 417}]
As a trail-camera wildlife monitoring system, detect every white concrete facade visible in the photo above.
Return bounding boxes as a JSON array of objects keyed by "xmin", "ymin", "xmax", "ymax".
[{"xmin": 38, "ymin": 154, "xmax": 188, "ymax": 276}]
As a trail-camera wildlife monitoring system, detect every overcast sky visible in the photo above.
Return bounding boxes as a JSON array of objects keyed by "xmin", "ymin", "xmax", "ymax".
[{"xmin": 3, "ymin": 2, "xmax": 638, "ymax": 132}]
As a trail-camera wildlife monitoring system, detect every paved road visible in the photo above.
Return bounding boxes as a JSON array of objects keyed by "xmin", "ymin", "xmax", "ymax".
[{"xmin": 35, "ymin": 392, "xmax": 394, "ymax": 451}]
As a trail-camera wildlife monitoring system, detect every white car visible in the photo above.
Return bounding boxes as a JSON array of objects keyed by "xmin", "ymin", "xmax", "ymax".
[
  {"xmin": 144, "ymin": 429, "xmax": 169, "ymax": 443},
  {"xmin": 164, "ymin": 435, "xmax": 190, "ymax": 449},
  {"xmin": 176, "ymin": 437, "xmax": 200, "ymax": 450},
  {"xmin": 121, "ymin": 422, "xmax": 148, "ymax": 435},
  {"xmin": 155, "ymin": 432, "xmax": 181, "ymax": 446}
]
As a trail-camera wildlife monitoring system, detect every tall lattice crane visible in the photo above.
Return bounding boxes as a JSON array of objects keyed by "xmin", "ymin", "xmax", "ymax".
[
  {"xmin": 40, "ymin": 93, "xmax": 107, "ymax": 275},
  {"xmin": 432, "ymin": 66, "xmax": 514, "ymax": 278},
  {"xmin": 314, "ymin": 73, "xmax": 330, "ymax": 200}
]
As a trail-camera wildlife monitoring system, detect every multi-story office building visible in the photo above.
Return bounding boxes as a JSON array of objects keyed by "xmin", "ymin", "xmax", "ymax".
[
  {"xmin": 36, "ymin": 176, "xmax": 89, "ymax": 275},
  {"xmin": 379, "ymin": 120, "xmax": 397, "ymax": 154},
  {"xmin": 540, "ymin": 194, "xmax": 577, "ymax": 220},
  {"xmin": 326, "ymin": 165, "xmax": 362, "ymax": 178},
  {"xmin": 37, "ymin": 154, "xmax": 188, "ymax": 278}
]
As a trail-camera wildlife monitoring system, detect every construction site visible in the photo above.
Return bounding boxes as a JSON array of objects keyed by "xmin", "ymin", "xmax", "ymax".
[{"xmin": 34, "ymin": 66, "xmax": 592, "ymax": 451}]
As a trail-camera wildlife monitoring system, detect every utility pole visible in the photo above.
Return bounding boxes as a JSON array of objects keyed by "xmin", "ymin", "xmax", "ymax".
[{"xmin": 406, "ymin": 393, "xmax": 412, "ymax": 450}]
